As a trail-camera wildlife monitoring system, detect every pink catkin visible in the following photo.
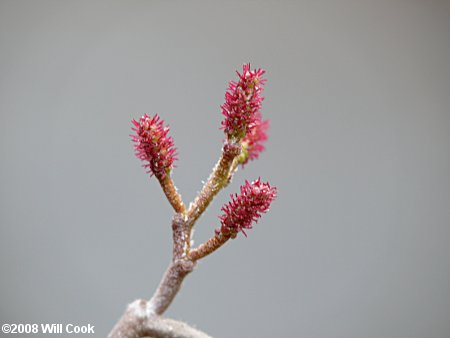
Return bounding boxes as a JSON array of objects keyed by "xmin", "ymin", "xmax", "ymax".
[
  {"xmin": 217, "ymin": 178, "xmax": 277, "ymax": 237},
  {"xmin": 131, "ymin": 114, "xmax": 177, "ymax": 180},
  {"xmin": 241, "ymin": 113, "xmax": 269, "ymax": 164},
  {"xmin": 221, "ymin": 63, "xmax": 266, "ymax": 140}
]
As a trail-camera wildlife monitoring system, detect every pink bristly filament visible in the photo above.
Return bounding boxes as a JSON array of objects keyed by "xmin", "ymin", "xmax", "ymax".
[
  {"xmin": 217, "ymin": 178, "xmax": 277, "ymax": 237},
  {"xmin": 221, "ymin": 63, "xmax": 266, "ymax": 140},
  {"xmin": 131, "ymin": 114, "xmax": 177, "ymax": 180}
]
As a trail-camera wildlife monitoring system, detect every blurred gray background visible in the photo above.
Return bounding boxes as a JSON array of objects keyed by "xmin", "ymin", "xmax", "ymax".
[{"xmin": 1, "ymin": 1, "xmax": 449, "ymax": 337}]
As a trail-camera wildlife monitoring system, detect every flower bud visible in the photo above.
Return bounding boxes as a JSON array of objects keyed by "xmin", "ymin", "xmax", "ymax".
[
  {"xmin": 217, "ymin": 178, "xmax": 277, "ymax": 237},
  {"xmin": 221, "ymin": 64, "xmax": 266, "ymax": 140},
  {"xmin": 131, "ymin": 114, "xmax": 177, "ymax": 180},
  {"xmin": 240, "ymin": 114, "xmax": 269, "ymax": 166}
]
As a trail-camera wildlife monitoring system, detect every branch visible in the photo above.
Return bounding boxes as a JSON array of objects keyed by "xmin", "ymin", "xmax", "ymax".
[
  {"xmin": 148, "ymin": 260, "xmax": 195, "ymax": 315},
  {"xmin": 116, "ymin": 65, "xmax": 274, "ymax": 338},
  {"xmin": 172, "ymin": 214, "xmax": 188, "ymax": 259},
  {"xmin": 108, "ymin": 299, "xmax": 212, "ymax": 338},
  {"xmin": 109, "ymin": 215, "xmax": 198, "ymax": 337},
  {"xmin": 188, "ymin": 233, "xmax": 230, "ymax": 261},
  {"xmin": 159, "ymin": 176, "xmax": 186, "ymax": 214},
  {"xmin": 186, "ymin": 142, "xmax": 241, "ymax": 229}
]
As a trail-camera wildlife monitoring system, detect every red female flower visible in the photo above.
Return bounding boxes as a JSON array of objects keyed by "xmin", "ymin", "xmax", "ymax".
[
  {"xmin": 241, "ymin": 113, "xmax": 269, "ymax": 165},
  {"xmin": 217, "ymin": 179, "xmax": 277, "ymax": 237},
  {"xmin": 221, "ymin": 64, "xmax": 266, "ymax": 140},
  {"xmin": 131, "ymin": 114, "xmax": 177, "ymax": 180}
]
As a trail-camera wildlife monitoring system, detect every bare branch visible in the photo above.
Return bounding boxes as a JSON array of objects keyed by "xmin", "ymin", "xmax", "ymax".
[
  {"xmin": 186, "ymin": 142, "xmax": 241, "ymax": 229},
  {"xmin": 172, "ymin": 214, "xmax": 188, "ymax": 260},
  {"xmin": 188, "ymin": 233, "xmax": 230, "ymax": 261},
  {"xmin": 159, "ymin": 175, "xmax": 186, "ymax": 214},
  {"xmin": 108, "ymin": 299, "xmax": 212, "ymax": 338},
  {"xmin": 148, "ymin": 260, "xmax": 195, "ymax": 316}
]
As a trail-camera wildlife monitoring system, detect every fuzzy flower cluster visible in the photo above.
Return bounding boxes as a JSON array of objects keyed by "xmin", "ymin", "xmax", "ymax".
[
  {"xmin": 131, "ymin": 114, "xmax": 177, "ymax": 180},
  {"xmin": 221, "ymin": 63, "xmax": 266, "ymax": 141},
  {"xmin": 217, "ymin": 179, "xmax": 277, "ymax": 237},
  {"xmin": 240, "ymin": 114, "xmax": 269, "ymax": 165}
]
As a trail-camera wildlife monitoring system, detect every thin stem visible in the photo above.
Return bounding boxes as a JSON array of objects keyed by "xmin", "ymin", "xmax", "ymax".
[
  {"xmin": 225, "ymin": 142, "xmax": 251, "ymax": 187},
  {"xmin": 225, "ymin": 157, "xmax": 239, "ymax": 187},
  {"xmin": 172, "ymin": 213, "xmax": 188, "ymax": 259},
  {"xmin": 148, "ymin": 259, "xmax": 195, "ymax": 315},
  {"xmin": 186, "ymin": 142, "xmax": 241, "ymax": 229},
  {"xmin": 159, "ymin": 175, "xmax": 186, "ymax": 214},
  {"xmin": 188, "ymin": 233, "xmax": 230, "ymax": 261}
]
